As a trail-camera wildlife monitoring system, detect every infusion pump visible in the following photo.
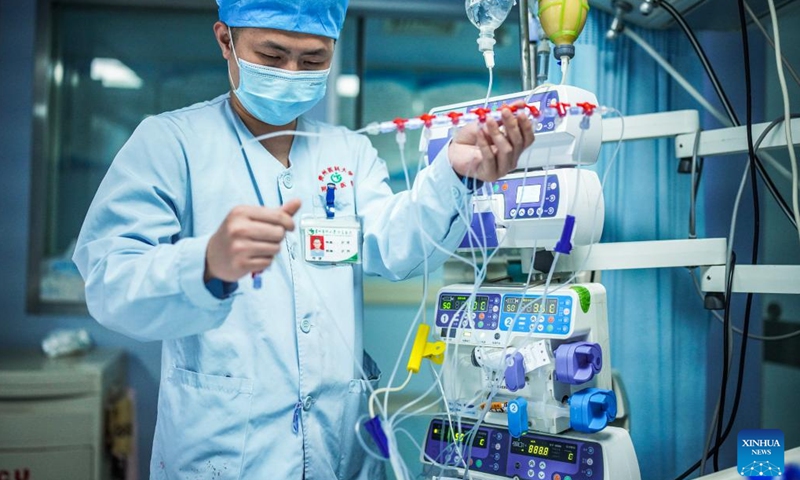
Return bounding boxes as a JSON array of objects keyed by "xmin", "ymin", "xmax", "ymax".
[{"xmin": 421, "ymin": 420, "xmax": 640, "ymax": 480}]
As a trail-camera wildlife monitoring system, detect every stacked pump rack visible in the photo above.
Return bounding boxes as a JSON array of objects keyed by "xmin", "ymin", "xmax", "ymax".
[{"xmin": 418, "ymin": 85, "xmax": 642, "ymax": 480}]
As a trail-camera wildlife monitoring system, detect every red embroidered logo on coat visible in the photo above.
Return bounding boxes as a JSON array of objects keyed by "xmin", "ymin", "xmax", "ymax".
[{"xmin": 318, "ymin": 166, "xmax": 354, "ymax": 192}]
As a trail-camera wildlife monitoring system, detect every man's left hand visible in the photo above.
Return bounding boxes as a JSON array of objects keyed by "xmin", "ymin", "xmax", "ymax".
[{"xmin": 448, "ymin": 101, "xmax": 534, "ymax": 183}]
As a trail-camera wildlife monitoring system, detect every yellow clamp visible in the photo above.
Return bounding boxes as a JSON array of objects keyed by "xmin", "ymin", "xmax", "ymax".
[{"xmin": 407, "ymin": 324, "xmax": 446, "ymax": 374}]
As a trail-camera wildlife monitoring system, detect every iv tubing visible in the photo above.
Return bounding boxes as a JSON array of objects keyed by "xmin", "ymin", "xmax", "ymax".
[{"xmin": 766, "ymin": 0, "xmax": 800, "ymax": 247}]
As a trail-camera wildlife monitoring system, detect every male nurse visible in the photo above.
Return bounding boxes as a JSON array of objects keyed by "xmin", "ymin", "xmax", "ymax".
[{"xmin": 73, "ymin": 0, "xmax": 534, "ymax": 478}]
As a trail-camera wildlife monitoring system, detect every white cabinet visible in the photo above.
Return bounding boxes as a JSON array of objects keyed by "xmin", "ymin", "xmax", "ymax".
[{"xmin": 0, "ymin": 349, "xmax": 125, "ymax": 480}]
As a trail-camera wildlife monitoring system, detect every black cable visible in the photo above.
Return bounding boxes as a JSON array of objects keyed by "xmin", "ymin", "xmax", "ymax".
[
  {"xmin": 754, "ymin": 156, "xmax": 797, "ymax": 229},
  {"xmin": 713, "ymin": 2, "xmax": 759, "ymax": 469},
  {"xmin": 722, "ymin": 2, "xmax": 759, "ymax": 471},
  {"xmin": 674, "ymin": 253, "xmax": 736, "ymax": 480},
  {"xmin": 713, "ymin": 250, "xmax": 735, "ymax": 471},
  {"xmin": 689, "ymin": 156, "xmax": 704, "ymax": 238},
  {"xmin": 751, "ymin": 117, "xmax": 797, "ymax": 230},
  {"xmin": 660, "ymin": 0, "xmax": 798, "ymax": 230},
  {"xmin": 660, "ymin": 1, "xmax": 739, "ymax": 126}
]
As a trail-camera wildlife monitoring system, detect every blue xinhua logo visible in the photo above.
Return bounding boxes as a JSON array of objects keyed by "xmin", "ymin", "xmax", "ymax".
[{"xmin": 738, "ymin": 429, "xmax": 784, "ymax": 477}]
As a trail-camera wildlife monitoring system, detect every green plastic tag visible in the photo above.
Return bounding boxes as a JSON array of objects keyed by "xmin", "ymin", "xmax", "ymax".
[{"xmin": 569, "ymin": 286, "xmax": 591, "ymax": 314}]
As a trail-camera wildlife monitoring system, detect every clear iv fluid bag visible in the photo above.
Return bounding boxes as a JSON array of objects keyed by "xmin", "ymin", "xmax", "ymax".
[
  {"xmin": 466, "ymin": 0, "xmax": 516, "ymax": 31},
  {"xmin": 466, "ymin": 0, "xmax": 515, "ymax": 68}
]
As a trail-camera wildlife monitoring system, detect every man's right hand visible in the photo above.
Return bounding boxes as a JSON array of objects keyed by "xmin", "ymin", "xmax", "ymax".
[{"xmin": 205, "ymin": 199, "xmax": 302, "ymax": 283}]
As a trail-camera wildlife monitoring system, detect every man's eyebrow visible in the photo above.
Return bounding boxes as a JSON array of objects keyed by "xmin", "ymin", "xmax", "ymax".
[
  {"xmin": 257, "ymin": 41, "xmax": 329, "ymax": 56},
  {"xmin": 257, "ymin": 41, "xmax": 292, "ymax": 54},
  {"xmin": 299, "ymin": 48, "xmax": 330, "ymax": 57}
]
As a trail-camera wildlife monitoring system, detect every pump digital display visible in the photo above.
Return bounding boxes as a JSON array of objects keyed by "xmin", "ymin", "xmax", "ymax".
[
  {"xmin": 430, "ymin": 423, "xmax": 488, "ymax": 448},
  {"xmin": 515, "ymin": 184, "xmax": 543, "ymax": 205},
  {"xmin": 439, "ymin": 295, "xmax": 489, "ymax": 312},
  {"xmin": 502, "ymin": 297, "xmax": 558, "ymax": 315},
  {"xmin": 510, "ymin": 437, "xmax": 578, "ymax": 463}
]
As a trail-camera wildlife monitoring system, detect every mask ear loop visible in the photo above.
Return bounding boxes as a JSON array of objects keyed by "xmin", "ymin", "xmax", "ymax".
[{"xmin": 227, "ymin": 26, "xmax": 240, "ymax": 90}]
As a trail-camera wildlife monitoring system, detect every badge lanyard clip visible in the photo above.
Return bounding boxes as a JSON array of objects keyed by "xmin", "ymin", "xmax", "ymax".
[{"xmin": 325, "ymin": 183, "xmax": 336, "ymax": 219}]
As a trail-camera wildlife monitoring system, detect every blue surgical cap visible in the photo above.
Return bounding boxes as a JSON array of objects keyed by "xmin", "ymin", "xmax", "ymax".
[{"xmin": 217, "ymin": 0, "xmax": 349, "ymax": 40}]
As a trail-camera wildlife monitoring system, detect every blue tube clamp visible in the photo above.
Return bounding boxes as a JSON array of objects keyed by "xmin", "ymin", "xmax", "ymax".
[
  {"xmin": 507, "ymin": 397, "xmax": 529, "ymax": 438},
  {"xmin": 364, "ymin": 416, "xmax": 390, "ymax": 459},
  {"xmin": 569, "ymin": 388, "xmax": 616, "ymax": 433}
]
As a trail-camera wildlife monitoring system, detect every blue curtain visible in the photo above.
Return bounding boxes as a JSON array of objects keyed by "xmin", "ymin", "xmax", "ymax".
[{"xmin": 563, "ymin": 11, "xmax": 710, "ymax": 479}]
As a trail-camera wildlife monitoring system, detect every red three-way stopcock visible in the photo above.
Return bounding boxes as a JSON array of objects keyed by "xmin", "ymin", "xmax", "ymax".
[
  {"xmin": 526, "ymin": 105, "xmax": 541, "ymax": 118},
  {"xmin": 418, "ymin": 113, "xmax": 437, "ymax": 128},
  {"xmin": 470, "ymin": 107, "xmax": 492, "ymax": 123},
  {"xmin": 446, "ymin": 111, "xmax": 464, "ymax": 125},
  {"xmin": 575, "ymin": 102, "xmax": 597, "ymax": 115},
  {"xmin": 551, "ymin": 101, "xmax": 570, "ymax": 117},
  {"xmin": 392, "ymin": 118, "xmax": 409, "ymax": 132}
]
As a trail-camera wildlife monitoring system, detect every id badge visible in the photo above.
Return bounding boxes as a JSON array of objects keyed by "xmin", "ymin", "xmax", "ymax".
[{"xmin": 301, "ymin": 215, "xmax": 362, "ymax": 265}]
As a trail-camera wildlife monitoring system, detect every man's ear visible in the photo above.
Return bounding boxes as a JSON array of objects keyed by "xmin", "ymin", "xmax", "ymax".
[{"xmin": 213, "ymin": 21, "xmax": 233, "ymax": 60}]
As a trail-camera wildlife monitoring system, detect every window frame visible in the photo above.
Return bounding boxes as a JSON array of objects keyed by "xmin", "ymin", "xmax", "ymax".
[{"xmin": 27, "ymin": 0, "xmax": 220, "ymax": 314}]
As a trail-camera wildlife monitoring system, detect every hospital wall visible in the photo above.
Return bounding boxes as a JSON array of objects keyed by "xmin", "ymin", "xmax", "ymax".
[{"xmin": 1, "ymin": 1, "xmax": 798, "ymax": 479}]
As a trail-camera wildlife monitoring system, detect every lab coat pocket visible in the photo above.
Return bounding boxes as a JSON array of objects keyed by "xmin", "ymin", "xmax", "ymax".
[
  {"xmin": 339, "ymin": 353, "xmax": 386, "ymax": 479},
  {"xmin": 153, "ymin": 367, "xmax": 253, "ymax": 480}
]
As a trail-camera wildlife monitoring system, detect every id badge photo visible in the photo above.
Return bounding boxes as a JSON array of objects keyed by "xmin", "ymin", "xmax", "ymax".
[{"xmin": 301, "ymin": 215, "xmax": 362, "ymax": 265}]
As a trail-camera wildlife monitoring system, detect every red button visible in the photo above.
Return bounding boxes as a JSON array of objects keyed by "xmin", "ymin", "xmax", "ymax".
[
  {"xmin": 479, "ymin": 313, "xmax": 485, "ymax": 319},
  {"xmin": 548, "ymin": 316, "xmax": 555, "ymax": 323},
  {"xmin": 553, "ymin": 475, "xmax": 562, "ymax": 480}
]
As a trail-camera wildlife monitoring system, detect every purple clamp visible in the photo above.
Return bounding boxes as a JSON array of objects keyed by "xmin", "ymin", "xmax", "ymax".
[
  {"xmin": 554, "ymin": 341, "xmax": 602, "ymax": 385},
  {"xmin": 504, "ymin": 352, "xmax": 526, "ymax": 392},
  {"xmin": 459, "ymin": 211, "xmax": 499, "ymax": 249},
  {"xmin": 364, "ymin": 416, "xmax": 390, "ymax": 459},
  {"xmin": 554, "ymin": 214, "xmax": 575, "ymax": 254}
]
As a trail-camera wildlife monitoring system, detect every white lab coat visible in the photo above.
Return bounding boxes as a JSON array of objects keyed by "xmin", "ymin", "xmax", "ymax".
[{"xmin": 73, "ymin": 94, "xmax": 471, "ymax": 479}]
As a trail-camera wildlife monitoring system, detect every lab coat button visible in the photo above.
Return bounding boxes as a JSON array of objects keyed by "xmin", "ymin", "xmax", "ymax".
[
  {"xmin": 451, "ymin": 186, "xmax": 462, "ymax": 201},
  {"xmin": 281, "ymin": 172, "xmax": 294, "ymax": 189},
  {"xmin": 302, "ymin": 395, "xmax": 314, "ymax": 411},
  {"xmin": 300, "ymin": 318, "xmax": 311, "ymax": 333}
]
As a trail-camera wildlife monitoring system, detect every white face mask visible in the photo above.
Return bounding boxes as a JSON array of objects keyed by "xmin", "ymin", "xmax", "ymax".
[{"xmin": 228, "ymin": 30, "xmax": 329, "ymax": 125}]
